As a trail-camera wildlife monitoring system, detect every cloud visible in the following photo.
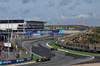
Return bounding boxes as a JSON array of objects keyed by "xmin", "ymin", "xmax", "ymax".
[
  {"xmin": 71, "ymin": 14, "xmax": 89, "ymax": 19},
  {"xmin": 21, "ymin": 0, "xmax": 37, "ymax": 4},
  {"xmin": 70, "ymin": 13, "xmax": 96, "ymax": 19},
  {"xmin": 69, "ymin": 2, "xmax": 80, "ymax": 10},
  {"xmin": 47, "ymin": 0, "xmax": 55, "ymax": 7},
  {"xmin": 22, "ymin": 0, "xmax": 30, "ymax": 4},
  {"xmin": 88, "ymin": 13, "xmax": 96, "ymax": 17},
  {"xmin": 56, "ymin": 13, "xmax": 96, "ymax": 19},
  {"xmin": 21, "ymin": 9, "xmax": 30, "ymax": 14},
  {"xmin": 0, "ymin": 6, "xmax": 9, "ymax": 12},
  {"xmin": 0, "ymin": 0, "xmax": 9, "ymax": 2},
  {"xmin": 31, "ymin": 0, "xmax": 37, "ymax": 3},
  {"xmin": 32, "ymin": 16, "xmax": 41, "ymax": 20},
  {"xmin": 23, "ymin": 16, "xmax": 41, "ymax": 20},
  {"xmin": 56, "ymin": 14, "xmax": 67, "ymax": 19},
  {"xmin": 59, "ymin": 0, "xmax": 72, "ymax": 6},
  {"xmin": 84, "ymin": 0, "xmax": 97, "ymax": 4}
]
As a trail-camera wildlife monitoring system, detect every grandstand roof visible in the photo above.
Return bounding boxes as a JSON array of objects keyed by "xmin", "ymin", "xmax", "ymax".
[{"xmin": 25, "ymin": 20, "xmax": 47, "ymax": 23}]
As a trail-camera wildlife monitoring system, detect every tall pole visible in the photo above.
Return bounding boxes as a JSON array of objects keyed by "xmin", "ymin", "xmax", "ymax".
[
  {"xmin": 23, "ymin": 24, "xmax": 24, "ymax": 39},
  {"xmin": 0, "ymin": 25, "xmax": 1, "ymax": 43},
  {"xmin": 11, "ymin": 22, "xmax": 13, "ymax": 39},
  {"xmin": 7, "ymin": 18, "xmax": 9, "ymax": 60}
]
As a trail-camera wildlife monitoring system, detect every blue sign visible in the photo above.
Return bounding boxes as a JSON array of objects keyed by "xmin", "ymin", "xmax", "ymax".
[
  {"xmin": 52, "ymin": 42, "xmax": 54, "ymax": 43},
  {"xmin": 4, "ymin": 58, "xmax": 9, "ymax": 61},
  {"xmin": 61, "ymin": 47, "xmax": 64, "ymax": 49},
  {"xmin": 64, "ymin": 27, "xmax": 69, "ymax": 30},
  {"xmin": 27, "ymin": 58, "xmax": 29, "ymax": 61},
  {"xmin": 0, "ymin": 56, "xmax": 33, "ymax": 65},
  {"xmin": 37, "ymin": 31, "xmax": 41, "ymax": 33},
  {"xmin": 59, "ymin": 30, "xmax": 63, "ymax": 33},
  {"xmin": 16, "ymin": 59, "xmax": 19, "ymax": 63},
  {"xmin": 26, "ymin": 30, "xmax": 60, "ymax": 34},
  {"xmin": 0, "ymin": 61, "xmax": 2, "ymax": 64},
  {"xmin": 26, "ymin": 30, "xmax": 33, "ymax": 34},
  {"xmin": 51, "ymin": 27, "xmax": 56, "ymax": 30}
]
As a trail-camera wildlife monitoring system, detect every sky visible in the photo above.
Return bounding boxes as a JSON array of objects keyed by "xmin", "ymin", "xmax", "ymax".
[{"xmin": 0, "ymin": 0, "xmax": 100, "ymax": 29}]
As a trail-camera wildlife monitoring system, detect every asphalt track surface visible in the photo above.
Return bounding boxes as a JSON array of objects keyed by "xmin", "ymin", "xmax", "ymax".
[{"xmin": 21, "ymin": 34, "xmax": 93, "ymax": 66}]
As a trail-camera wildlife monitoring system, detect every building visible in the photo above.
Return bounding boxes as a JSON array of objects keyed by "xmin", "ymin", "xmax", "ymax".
[
  {"xmin": 17, "ymin": 20, "xmax": 46, "ymax": 33},
  {"xmin": 0, "ymin": 20, "xmax": 47, "ymax": 40},
  {"xmin": 16, "ymin": 20, "xmax": 47, "ymax": 39}
]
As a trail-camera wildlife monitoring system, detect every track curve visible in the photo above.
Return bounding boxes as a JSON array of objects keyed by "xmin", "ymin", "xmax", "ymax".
[{"xmin": 20, "ymin": 35, "xmax": 94, "ymax": 66}]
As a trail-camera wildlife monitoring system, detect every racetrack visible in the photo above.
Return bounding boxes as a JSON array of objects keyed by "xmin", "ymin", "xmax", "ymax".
[{"xmin": 20, "ymin": 34, "xmax": 94, "ymax": 66}]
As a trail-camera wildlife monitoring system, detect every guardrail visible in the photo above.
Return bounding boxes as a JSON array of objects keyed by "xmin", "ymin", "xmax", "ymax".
[
  {"xmin": 21, "ymin": 36, "xmax": 50, "ymax": 41},
  {"xmin": 0, "ymin": 56, "xmax": 33, "ymax": 65},
  {"xmin": 55, "ymin": 44, "xmax": 99, "ymax": 53}
]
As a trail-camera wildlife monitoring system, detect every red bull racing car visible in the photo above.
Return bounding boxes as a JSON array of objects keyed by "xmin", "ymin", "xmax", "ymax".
[{"xmin": 36, "ymin": 56, "xmax": 51, "ymax": 62}]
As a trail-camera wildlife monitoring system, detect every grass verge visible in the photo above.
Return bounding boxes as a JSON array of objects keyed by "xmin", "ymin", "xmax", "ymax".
[{"xmin": 48, "ymin": 40, "xmax": 100, "ymax": 56}]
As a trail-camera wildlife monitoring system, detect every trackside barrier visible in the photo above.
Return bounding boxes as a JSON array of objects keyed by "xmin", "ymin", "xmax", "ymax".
[
  {"xmin": 21, "ymin": 36, "xmax": 50, "ymax": 41},
  {"xmin": 0, "ymin": 56, "xmax": 33, "ymax": 65},
  {"xmin": 26, "ymin": 30, "xmax": 63, "ymax": 34},
  {"xmin": 55, "ymin": 44, "xmax": 99, "ymax": 53}
]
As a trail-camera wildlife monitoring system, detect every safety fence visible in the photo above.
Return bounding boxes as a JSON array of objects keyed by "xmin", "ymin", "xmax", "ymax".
[
  {"xmin": 55, "ymin": 43, "xmax": 99, "ymax": 53},
  {"xmin": 21, "ymin": 36, "xmax": 50, "ymax": 41},
  {"xmin": 0, "ymin": 56, "xmax": 33, "ymax": 65}
]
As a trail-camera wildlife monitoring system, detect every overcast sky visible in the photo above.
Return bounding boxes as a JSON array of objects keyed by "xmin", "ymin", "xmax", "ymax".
[{"xmin": 0, "ymin": 0, "xmax": 100, "ymax": 29}]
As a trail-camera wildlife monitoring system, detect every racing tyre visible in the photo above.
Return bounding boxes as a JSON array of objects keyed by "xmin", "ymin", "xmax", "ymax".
[{"xmin": 36, "ymin": 59, "xmax": 39, "ymax": 62}]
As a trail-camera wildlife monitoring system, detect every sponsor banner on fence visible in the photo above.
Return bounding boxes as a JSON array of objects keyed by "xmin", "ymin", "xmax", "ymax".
[
  {"xmin": 26, "ymin": 30, "xmax": 63, "ymax": 34},
  {"xmin": 56, "ymin": 27, "xmax": 63, "ymax": 30},
  {"xmin": 0, "ymin": 56, "xmax": 33, "ymax": 65},
  {"xmin": 69, "ymin": 27, "xmax": 75, "ymax": 30},
  {"xmin": 37, "ymin": 30, "xmax": 60, "ymax": 34},
  {"xmin": 64, "ymin": 27, "xmax": 69, "ymax": 30},
  {"xmin": 51, "ymin": 27, "xmax": 56, "ymax": 30},
  {"xmin": 44, "ymin": 27, "xmax": 81, "ymax": 30},
  {"xmin": 44, "ymin": 27, "xmax": 50, "ymax": 30}
]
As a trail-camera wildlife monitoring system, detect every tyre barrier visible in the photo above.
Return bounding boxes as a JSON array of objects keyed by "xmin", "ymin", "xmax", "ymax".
[
  {"xmin": 55, "ymin": 44, "xmax": 100, "ymax": 53},
  {"xmin": 0, "ymin": 56, "xmax": 33, "ymax": 65}
]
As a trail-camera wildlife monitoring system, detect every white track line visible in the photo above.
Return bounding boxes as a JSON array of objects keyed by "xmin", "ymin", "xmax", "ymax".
[
  {"xmin": 46, "ymin": 42, "xmax": 95, "ymax": 61},
  {"xmin": 22, "ymin": 41, "xmax": 42, "ymax": 57},
  {"xmin": 46, "ymin": 43, "xmax": 68, "ymax": 52}
]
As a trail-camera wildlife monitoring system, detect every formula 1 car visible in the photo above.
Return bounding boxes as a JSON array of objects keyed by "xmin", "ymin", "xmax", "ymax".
[
  {"xmin": 51, "ymin": 48, "xmax": 58, "ymax": 50},
  {"xmin": 36, "ymin": 56, "xmax": 51, "ymax": 62}
]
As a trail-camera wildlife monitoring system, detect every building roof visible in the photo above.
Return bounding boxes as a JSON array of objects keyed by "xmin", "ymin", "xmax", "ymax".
[{"xmin": 25, "ymin": 20, "xmax": 47, "ymax": 23}]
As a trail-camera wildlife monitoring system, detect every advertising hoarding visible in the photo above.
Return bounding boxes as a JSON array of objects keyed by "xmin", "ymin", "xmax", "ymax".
[
  {"xmin": 0, "ymin": 20, "xmax": 24, "ymax": 23},
  {"xmin": 0, "ymin": 56, "xmax": 33, "ymax": 65},
  {"xmin": 56, "ymin": 27, "xmax": 63, "ymax": 30},
  {"xmin": 4, "ymin": 43, "xmax": 11, "ymax": 47},
  {"xmin": 51, "ymin": 27, "xmax": 56, "ymax": 30},
  {"xmin": 26, "ymin": 30, "xmax": 63, "ymax": 34},
  {"xmin": 64, "ymin": 27, "xmax": 69, "ymax": 30},
  {"xmin": 69, "ymin": 27, "xmax": 75, "ymax": 30},
  {"xmin": 44, "ymin": 27, "xmax": 50, "ymax": 30}
]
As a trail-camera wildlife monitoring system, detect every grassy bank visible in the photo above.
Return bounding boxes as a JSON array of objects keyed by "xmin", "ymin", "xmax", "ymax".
[{"xmin": 48, "ymin": 40, "xmax": 100, "ymax": 56}]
